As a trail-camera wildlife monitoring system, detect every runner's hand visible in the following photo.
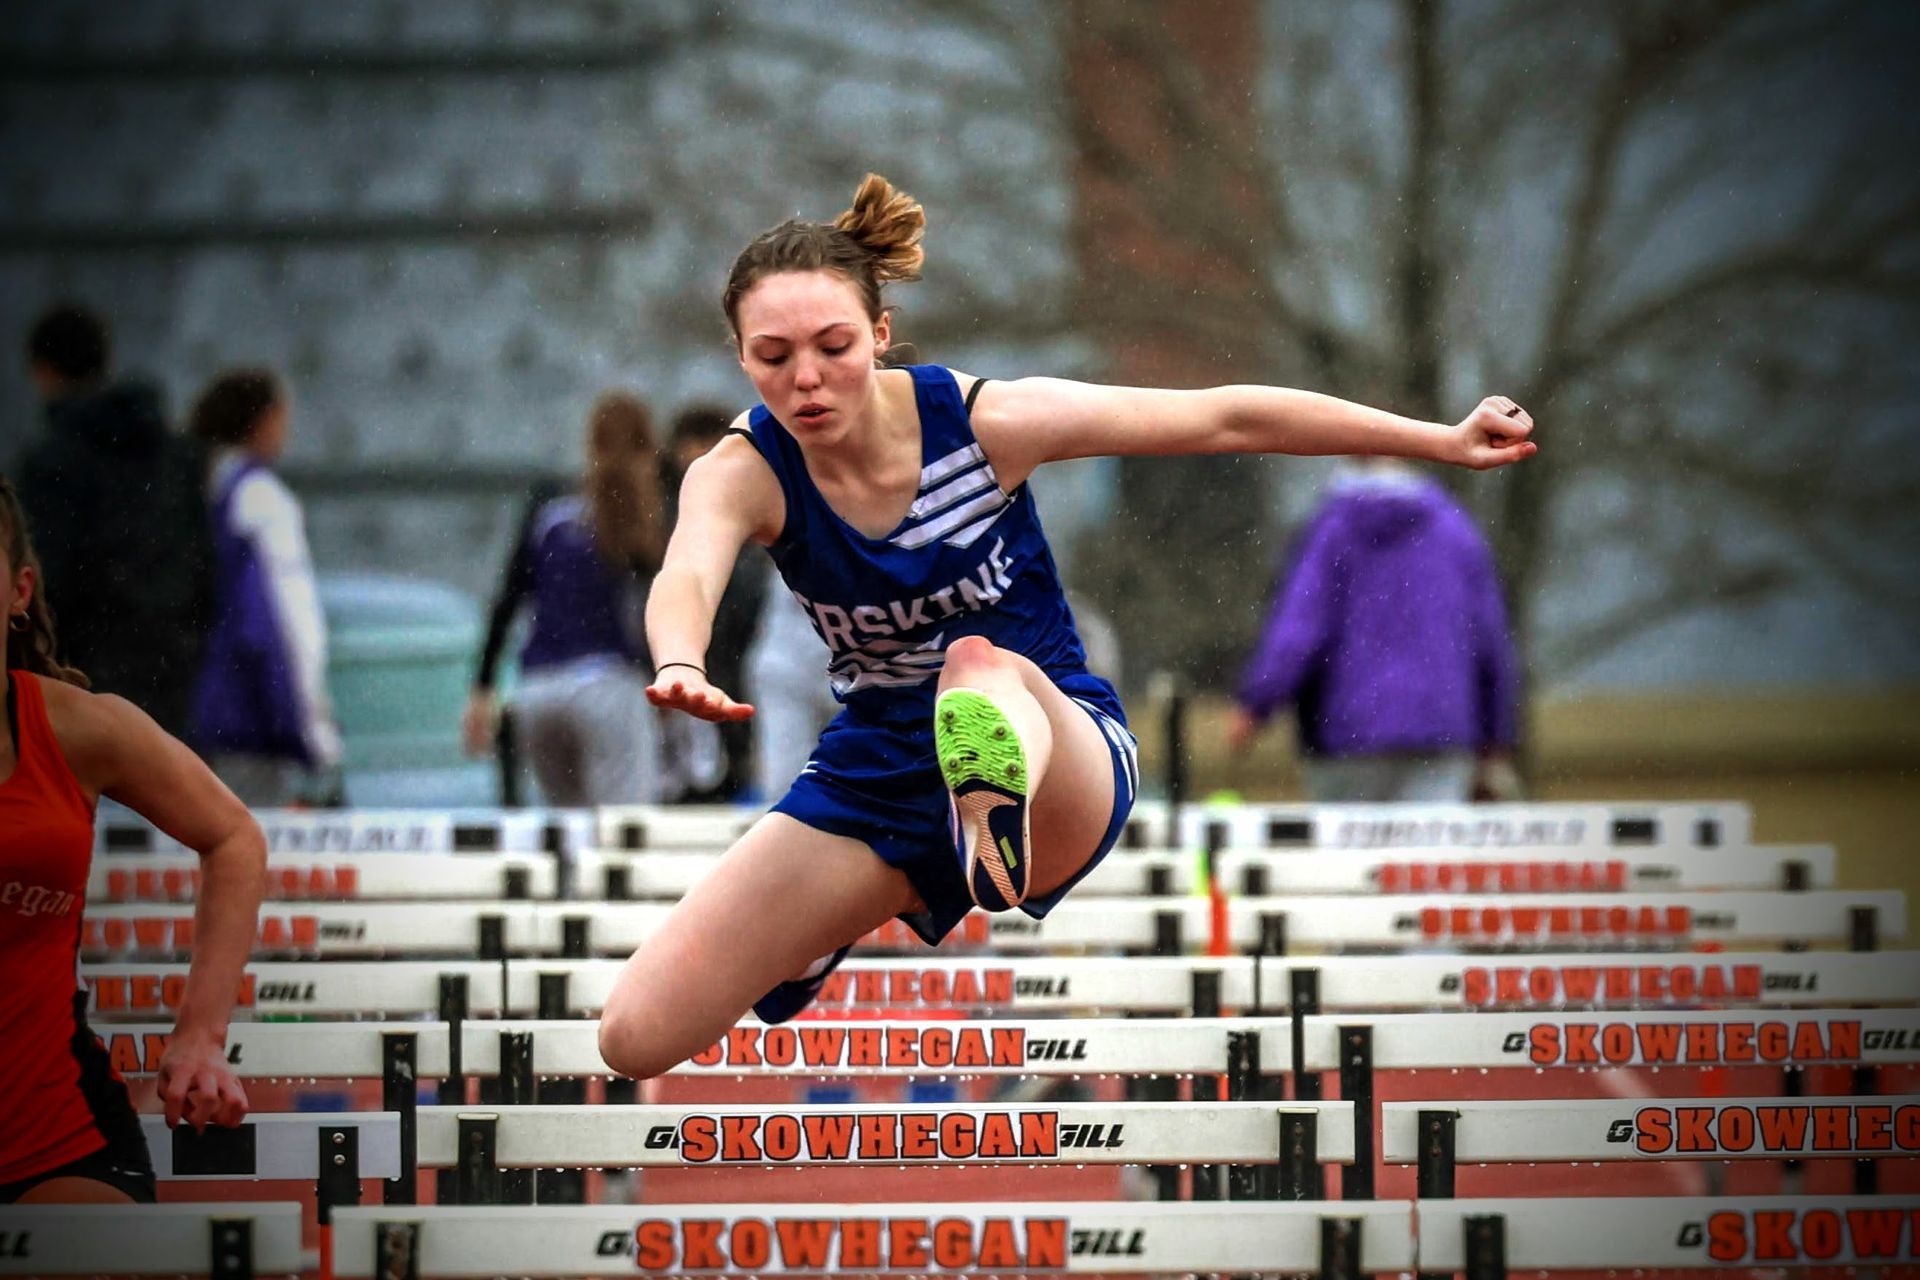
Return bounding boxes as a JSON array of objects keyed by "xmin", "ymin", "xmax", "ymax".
[
  {"xmin": 1448, "ymin": 396, "xmax": 1537, "ymax": 470},
  {"xmin": 646, "ymin": 667, "xmax": 755, "ymax": 723},
  {"xmin": 156, "ymin": 1032, "xmax": 249, "ymax": 1131}
]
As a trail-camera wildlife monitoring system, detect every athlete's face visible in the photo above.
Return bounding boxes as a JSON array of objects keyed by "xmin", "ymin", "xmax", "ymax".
[{"xmin": 736, "ymin": 270, "xmax": 890, "ymax": 438}]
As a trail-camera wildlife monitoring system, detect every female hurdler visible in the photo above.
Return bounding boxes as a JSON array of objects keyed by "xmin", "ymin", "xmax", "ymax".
[{"xmin": 597, "ymin": 175, "xmax": 1535, "ymax": 1079}]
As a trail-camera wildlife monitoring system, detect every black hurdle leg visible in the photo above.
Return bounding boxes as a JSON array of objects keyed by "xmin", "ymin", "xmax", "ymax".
[
  {"xmin": 208, "ymin": 1218, "xmax": 255, "ymax": 1280},
  {"xmin": 1416, "ymin": 1110, "xmax": 1457, "ymax": 1280},
  {"xmin": 1318, "ymin": 1215, "xmax": 1361, "ymax": 1280},
  {"xmin": 1850, "ymin": 904, "xmax": 1881, "ymax": 1194},
  {"xmin": 435, "ymin": 973, "xmax": 470, "ymax": 1204},
  {"xmin": 456, "ymin": 1114, "xmax": 502, "ymax": 1206},
  {"xmin": 1337, "ymin": 1025, "xmax": 1375, "ymax": 1200},
  {"xmin": 381, "ymin": 1033, "xmax": 418, "ymax": 1205},
  {"xmin": 376, "ymin": 1221, "xmax": 420, "ymax": 1280},
  {"xmin": 1463, "ymin": 1213, "xmax": 1507, "ymax": 1280}
]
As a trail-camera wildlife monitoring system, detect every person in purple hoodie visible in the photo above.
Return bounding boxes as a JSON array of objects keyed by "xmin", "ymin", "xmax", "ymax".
[
  {"xmin": 1227, "ymin": 458, "xmax": 1522, "ymax": 802},
  {"xmin": 188, "ymin": 370, "xmax": 343, "ymax": 807}
]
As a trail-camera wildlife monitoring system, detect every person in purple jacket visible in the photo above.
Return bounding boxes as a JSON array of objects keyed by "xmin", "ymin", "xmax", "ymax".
[
  {"xmin": 189, "ymin": 370, "xmax": 343, "ymax": 807},
  {"xmin": 1227, "ymin": 458, "xmax": 1522, "ymax": 802}
]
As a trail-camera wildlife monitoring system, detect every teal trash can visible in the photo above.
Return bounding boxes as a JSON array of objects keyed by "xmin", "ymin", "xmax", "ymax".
[{"xmin": 319, "ymin": 573, "xmax": 498, "ymax": 807}]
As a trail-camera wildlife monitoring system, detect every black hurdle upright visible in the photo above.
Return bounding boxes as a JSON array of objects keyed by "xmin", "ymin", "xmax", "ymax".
[
  {"xmin": 1316, "ymin": 1215, "xmax": 1365, "ymax": 1280},
  {"xmin": 1338, "ymin": 1025, "xmax": 1375, "ymax": 1200},
  {"xmin": 1850, "ymin": 904, "xmax": 1881, "ymax": 1196},
  {"xmin": 208, "ymin": 1218, "xmax": 257, "ymax": 1280},
  {"xmin": 434, "ymin": 974, "xmax": 469, "ymax": 1203},
  {"xmin": 1414, "ymin": 1109, "xmax": 1458, "ymax": 1280},
  {"xmin": 1779, "ymin": 858, "xmax": 1811, "ymax": 1194},
  {"xmin": 380, "ymin": 1032, "xmax": 419, "ymax": 1204},
  {"xmin": 1462, "ymin": 1213, "xmax": 1507, "ymax": 1280}
]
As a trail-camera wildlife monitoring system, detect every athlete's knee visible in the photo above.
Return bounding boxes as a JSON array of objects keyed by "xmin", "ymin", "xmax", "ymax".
[
  {"xmin": 596, "ymin": 1004, "xmax": 680, "ymax": 1082},
  {"xmin": 942, "ymin": 634, "xmax": 1004, "ymax": 677}
]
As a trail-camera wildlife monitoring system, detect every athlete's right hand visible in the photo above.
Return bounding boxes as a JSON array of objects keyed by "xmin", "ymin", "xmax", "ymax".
[{"xmin": 645, "ymin": 667, "xmax": 755, "ymax": 722}]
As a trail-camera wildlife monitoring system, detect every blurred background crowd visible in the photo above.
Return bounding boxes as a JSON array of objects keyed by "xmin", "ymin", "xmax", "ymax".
[{"xmin": 1, "ymin": 1, "xmax": 1914, "ymax": 888}]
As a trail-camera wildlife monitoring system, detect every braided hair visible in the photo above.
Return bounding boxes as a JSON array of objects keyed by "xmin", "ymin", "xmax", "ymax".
[{"xmin": 0, "ymin": 473, "xmax": 88, "ymax": 687}]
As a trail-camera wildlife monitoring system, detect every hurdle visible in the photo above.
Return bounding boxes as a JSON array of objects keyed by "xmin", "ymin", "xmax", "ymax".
[
  {"xmin": 89, "ymin": 851, "xmax": 560, "ymax": 903},
  {"xmin": 507, "ymin": 950, "xmax": 1920, "ymax": 1017},
  {"xmin": 1133, "ymin": 798, "xmax": 1753, "ymax": 850},
  {"xmin": 0, "ymin": 1203, "xmax": 303, "ymax": 1278},
  {"xmin": 1387, "ymin": 1095, "xmax": 1917, "ymax": 1204},
  {"xmin": 593, "ymin": 799, "xmax": 1752, "ymax": 853},
  {"xmin": 333, "ymin": 1200, "xmax": 1417, "ymax": 1277},
  {"xmin": 83, "ymin": 960, "xmax": 506, "ymax": 1020},
  {"xmin": 417, "ymin": 1100, "xmax": 1354, "ymax": 1202},
  {"xmin": 1298, "ymin": 1006, "xmax": 1920, "ymax": 1199},
  {"xmin": 97, "ymin": 806, "xmax": 590, "ymax": 856},
  {"xmin": 572, "ymin": 842, "xmax": 1838, "ymax": 901},
  {"xmin": 1416, "ymin": 1196, "xmax": 1920, "ymax": 1274},
  {"xmin": 79, "ymin": 889, "xmax": 1904, "ymax": 960}
]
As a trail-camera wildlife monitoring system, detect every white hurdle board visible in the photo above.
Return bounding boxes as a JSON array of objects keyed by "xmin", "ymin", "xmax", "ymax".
[
  {"xmin": 89, "ymin": 851, "xmax": 558, "ymax": 902},
  {"xmin": 1297, "ymin": 1008, "xmax": 1920, "ymax": 1071},
  {"xmin": 1134, "ymin": 799, "xmax": 1752, "ymax": 850},
  {"xmin": 416, "ymin": 1101, "xmax": 1356, "ymax": 1166},
  {"xmin": 1418, "ymin": 1196, "xmax": 1919, "ymax": 1270},
  {"xmin": 533, "ymin": 891, "xmax": 1906, "ymax": 957},
  {"xmin": 79, "ymin": 902, "xmax": 545, "ymax": 958},
  {"xmin": 333, "ymin": 1201, "xmax": 1418, "ymax": 1277},
  {"xmin": 83, "ymin": 960, "xmax": 506, "ymax": 1019},
  {"xmin": 1384, "ymin": 1096, "xmax": 1920, "ymax": 1163},
  {"xmin": 99, "ymin": 806, "xmax": 589, "ymax": 855},
  {"xmin": 137, "ymin": 1112, "xmax": 403, "ymax": 1180},
  {"xmin": 100, "ymin": 1023, "xmax": 455, "ymax": 1078},
  {"xmin": 0, "ymin": 1204, "xmax": 303, "ymax": 1276},
  {"xmin": 595, "ymin": 800, "xmax": 1751, "ymax": 853},
  {"xmin": 573, "ymin": 844, "xmax": 1837, "ymax": 900},
  {"xmin": 507, "ymin": 951, "xmax": 1920, "ymax": 1016},
  {"xmin": 75, "ymin": 1013, "xmax": 1920, "ymax": 1084},
  {"xmin": 449, "ymin": 1016, "xmax": 1288, "ymax": 1078}
]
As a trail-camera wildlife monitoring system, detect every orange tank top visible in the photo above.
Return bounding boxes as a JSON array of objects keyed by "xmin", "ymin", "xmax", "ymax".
[{"xmin": 0, "ymin": 669, "xmax": 120, "ymax": 1182}]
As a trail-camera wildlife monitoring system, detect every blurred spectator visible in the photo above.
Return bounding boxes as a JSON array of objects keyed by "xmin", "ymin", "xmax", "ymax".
[
  {"xmin": 1227, "ymin": 459, "xmax": 1522, "ymax": 802},
  {"xmin": 663, "ymin": 404, "xmax": 768, "ymax": 801},
  {"xmin": 188, "ymin": 370, "xmax": 343, "ymax": 806},
  {"xmin": 15, "ymin": 303, "xmax": 213, "ymax": 737},
  {"xmin": 465, "ymin": 392, "xmax": 680, "ymax": 805}
]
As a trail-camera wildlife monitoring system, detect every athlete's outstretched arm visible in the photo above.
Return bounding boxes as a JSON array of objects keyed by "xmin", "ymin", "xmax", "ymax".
[
  {"xmin": 46, "ymin": 681, "xmax": 264, "ymax": 1130},
  {"xmin": 968, "ymin": 377, "xmax": 1536, "ymax": 489},
  {"xmin": 644, "ymin": 428, "xmax": 783, "ymax": 723}
]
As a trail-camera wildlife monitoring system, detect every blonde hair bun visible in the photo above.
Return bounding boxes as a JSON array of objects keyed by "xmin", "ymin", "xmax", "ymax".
[{"xmin": 833, "ymin": 173, "xmax": 925, "ymax": 284}]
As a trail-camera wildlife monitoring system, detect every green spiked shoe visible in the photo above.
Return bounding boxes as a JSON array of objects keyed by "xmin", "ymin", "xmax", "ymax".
[{"xmin": 936, "ymin": 687, "xmax": 1032, "ymax": 911}]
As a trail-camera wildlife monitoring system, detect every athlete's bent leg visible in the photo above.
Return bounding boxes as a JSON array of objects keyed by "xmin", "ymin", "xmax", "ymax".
[
  {"xmin": 936, "ymin": 636, "xmax": 1117, "ymax": 906},
  {"xmin": 597, "ymin": 813, "xmax": 918, "ymax": 1080}
]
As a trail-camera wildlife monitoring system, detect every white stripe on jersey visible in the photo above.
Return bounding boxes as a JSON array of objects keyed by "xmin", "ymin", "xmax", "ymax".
[
  {"xmin": 894, "ymin": 487, "xmax": 1010, "ymax": 550},
  {"xmin": 920, "ymin": 443, "xmax": 986, "ymax": 488}
]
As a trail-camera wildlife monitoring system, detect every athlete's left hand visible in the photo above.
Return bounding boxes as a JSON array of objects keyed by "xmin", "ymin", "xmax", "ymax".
[
  {"xmin": 156, "ymin": 1032, "xmax": 250, "ymax": 1131},
  {"xmin": 1447, "ymin": 396, "xmax": 1537, "ymax": 470}
]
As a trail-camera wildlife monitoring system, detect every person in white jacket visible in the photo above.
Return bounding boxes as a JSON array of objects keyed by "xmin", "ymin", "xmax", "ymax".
[{"xmin": 187, "ymin": 370, "xmax": 342, "ymax": 807}]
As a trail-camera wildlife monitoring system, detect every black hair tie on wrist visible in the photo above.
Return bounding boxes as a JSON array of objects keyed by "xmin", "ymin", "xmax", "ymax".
[{"xmin": 656, "ymin": 662, "xmax": 706, "ymax": 680}]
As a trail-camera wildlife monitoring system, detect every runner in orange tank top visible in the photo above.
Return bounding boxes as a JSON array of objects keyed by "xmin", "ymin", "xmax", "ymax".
[{"xmin": 0, "ymin": 474, "xmax": 265, "ymax": 1205}]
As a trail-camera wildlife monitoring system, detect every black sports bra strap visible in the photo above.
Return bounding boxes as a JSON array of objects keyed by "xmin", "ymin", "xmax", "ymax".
[{"xmin": 963, "ymin": 377, "xmax": 990, "ymax": 415}]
